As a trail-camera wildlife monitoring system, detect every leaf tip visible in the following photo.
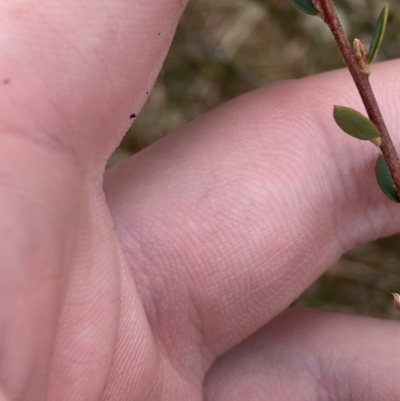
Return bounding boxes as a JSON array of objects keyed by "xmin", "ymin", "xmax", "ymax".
[{"xmin": 288, "ymin": 0, "xmax": 319, "ymax": 16}]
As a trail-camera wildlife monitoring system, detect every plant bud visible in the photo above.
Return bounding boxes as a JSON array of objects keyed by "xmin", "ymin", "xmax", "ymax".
[{"xmin": 392, "ymin": 293, "xmax": 400, "ymax": 311}]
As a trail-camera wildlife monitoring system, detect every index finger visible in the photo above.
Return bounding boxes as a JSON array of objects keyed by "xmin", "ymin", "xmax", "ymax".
[{"xmin": 104, "ymin": 60, "xmax": 400, "ymax": 366}]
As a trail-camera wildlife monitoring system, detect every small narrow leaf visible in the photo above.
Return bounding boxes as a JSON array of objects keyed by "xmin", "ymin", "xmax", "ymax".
[
  {"xmin": 368, "ymin": 4, "xmax": 389, "ymax": 64},
  {"xmin": 333, "ymin": 106, "xmax": 381, "ymax": 140},
  {"xmin": 375, "ymin": 155, "xmax": 400, "ymax": 203},
  {"xmin": 289, "ymin": 0, "xmax": 318, "ymax": 16}
]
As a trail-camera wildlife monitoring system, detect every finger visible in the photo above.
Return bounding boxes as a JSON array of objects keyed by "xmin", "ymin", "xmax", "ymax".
[
  {"xmin": 0, "ymin": 126, "xmax": 158, "ymax": 400},
  {"xmin": 0, "ymin": 2, "xmax": 187, "ymax": 396},
  {"xmin": 0, "ymin": 0, "xmax": 187, "ymax": 173},
  {"xmin": 204, "ymin": 308, "xmax": 400, "ymax": 401},
  {"xmin": 104, "ymin": 60, "xmax": 400, "ymax": 369}
]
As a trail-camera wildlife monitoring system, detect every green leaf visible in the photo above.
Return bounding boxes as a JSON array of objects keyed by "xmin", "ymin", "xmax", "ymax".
[
  {"xmin": 375, "ymin": 155, "xmax": 400, "ymax": 203},
  {"xmin": 333, "ymin": 106, "xmax": 381, "ymax": 140},
  {"xmin": 289, "ymin": 0, "xmax": 318, "ymax": 16},
  {"xmin": 368, "ymin": 4, "xmax": 389, "ymax": 64}
]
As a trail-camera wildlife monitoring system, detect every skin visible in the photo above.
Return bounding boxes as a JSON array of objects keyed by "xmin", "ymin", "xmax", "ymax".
[{"xmin": 0, "ymin": 0, "xmax": 400, "ymax": 400}]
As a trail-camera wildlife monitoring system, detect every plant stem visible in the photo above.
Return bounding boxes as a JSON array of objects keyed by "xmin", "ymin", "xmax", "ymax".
[{"xmin": 314, "ymin": 0, "xmax": 400, "ymax": 194}]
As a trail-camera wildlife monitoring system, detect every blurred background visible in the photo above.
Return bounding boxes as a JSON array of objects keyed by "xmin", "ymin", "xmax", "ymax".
[{"xmin": 109, "ymin": 0, "xmax": 400, "ymax": 319}]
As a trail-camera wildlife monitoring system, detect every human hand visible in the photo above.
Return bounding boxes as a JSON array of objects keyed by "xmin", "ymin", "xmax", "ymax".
[{"xmin": 1, "ymin": 1, "xmax": 400, "ymax": 400}]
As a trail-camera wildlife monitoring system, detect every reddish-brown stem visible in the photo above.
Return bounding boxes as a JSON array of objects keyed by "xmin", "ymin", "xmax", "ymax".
[{"xmin": 314, "ymin": 0, "xmax": 400, "ymax": 194}]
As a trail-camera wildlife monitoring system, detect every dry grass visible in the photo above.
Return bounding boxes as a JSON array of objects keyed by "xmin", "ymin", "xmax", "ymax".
[{"xmin": 109, "ymin": 0, "xmax": 400, "ymax": 319}]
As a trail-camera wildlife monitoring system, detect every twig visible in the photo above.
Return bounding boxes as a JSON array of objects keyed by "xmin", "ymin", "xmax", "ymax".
[{"xmin": 314, "ymin": 0, "xmax": 400, "ymax": 194}]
